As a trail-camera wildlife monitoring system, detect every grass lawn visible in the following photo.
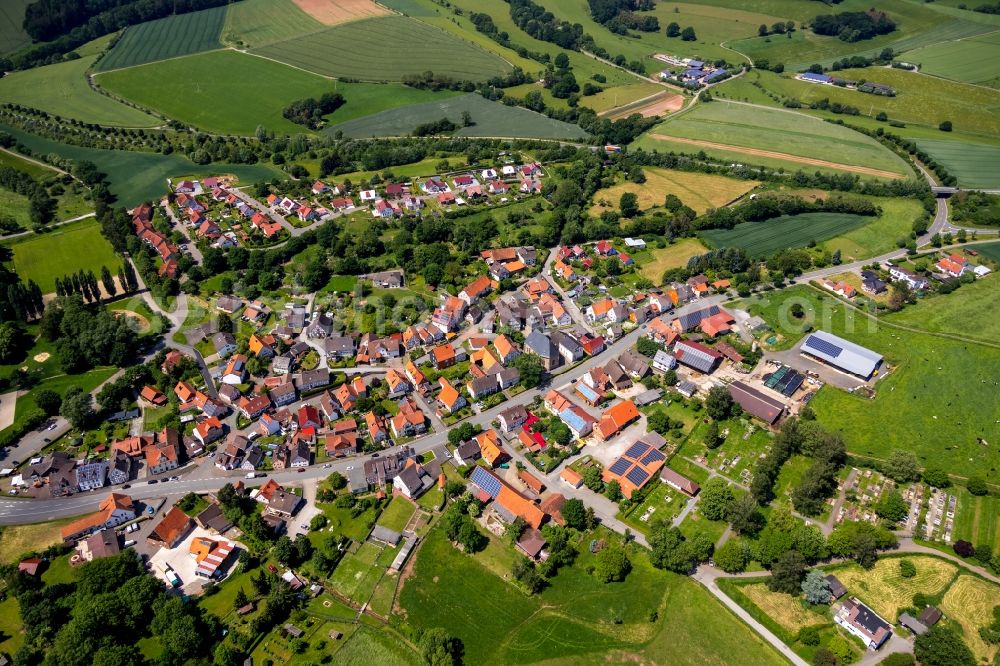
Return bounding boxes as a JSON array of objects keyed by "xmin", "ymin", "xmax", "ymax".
[
  {"xmin": 620, "ymin": 481, "xmax": 687, "ymax": 534},
  {"xmin": 0, "ymin": 596, "xmax": 23, "ymax": 656},
  {"xmin": 199, "ymin": 566, "xmax": 256, "ymax": 620},
  {"xmin": 590, "ymin": 167, "xmax": 758, "ymax": 218},
  {"xmin": 324, "ymin": 93, "xmax": 587, "ymax": 140},
  {"xmin": 334, "ymin": 626, "xmax": 420, "ymax": 666},
  {"xmin": 3, "ymin": 218, "xmax": 120, "ymax": 293},
  {"xmin": 6, "ymin": 367, "xmax": 117, "ymax": 437},
  {"xmin": 0, "ymin": 55, "xmax": 158, "ymax": 127},
  {"xmin": 830, "ymin": 555, "xmax": 957, "ymax": 621},
  {"xmin": 328, "ymin": 542, "xmax": 386, "ymax": 605},
  {"xmin": 746, "ymin": 284, "xmax": 1000, "ymax": 481},
  {"xmin": 637, "ymin": 238, "xmax": 709, "ymax": 285},
  {"xmin": 741, "ymin": 583, "xmax": 829, "ymax": 634},
  {"xmin": 940, "ymin": 575, "xmax": 1000, "ymax": 663},
  {"xmin": 97, "ymin": 50, "xmax": 333, "ymax": 135},
  {"xmin": 376, "ymin": 498, "xmax": 416, "ymax": 533},
  {"xmin": 40, "ymin": 553, "xmax": 79, "ymax": 585},
  {"xmin": 254, "ymin": 16, "xmax": 511, "ymax": 82},
  {"xmin": 0, "ymin": 516, "xmax": 78, "ymax": 564},
  {"xmin": 314, "ymin": 501, "xmax": 378, "ymax": 543},
  {"xmin": 95, "ymin": 5, "xmax": 227, "ymax": 72},
  {"xmin": 0, "ymin": 123, "xmax": 282, "ymax": 208},
  {"xmin": 636, "ymin": 101, "xmax": 911, "ymax": 177}
]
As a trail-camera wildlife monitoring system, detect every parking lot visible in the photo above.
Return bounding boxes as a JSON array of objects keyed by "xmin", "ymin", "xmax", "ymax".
[{"xmin": 148, "ymin": 525, "xmax": 241, "ymax": 595}]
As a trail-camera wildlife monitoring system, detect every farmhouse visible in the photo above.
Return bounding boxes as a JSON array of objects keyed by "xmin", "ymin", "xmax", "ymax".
[
  {"xmin": 673, "ymin": 340, "xmax": 722, "ymax": 374},
  {"xmin": 800, "ymin": 331, "xmax": 883, "ymax": 379},
  {"xmin": 728, "ymin": 381, "xmax": 784, "ymax": 425},
  {"xmin": 835, "ymin": 598, "xmax": 891, "ymax": 650}
]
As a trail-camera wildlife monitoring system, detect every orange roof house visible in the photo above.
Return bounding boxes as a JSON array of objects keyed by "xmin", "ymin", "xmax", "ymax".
[
  {"xmin": 140, "ymin": 385, "xmax": 167, "ymax": 406},
  {"xmin": 493, "ymin": 334, "xmax": 518, "ymax": 364},
  {"xmin": 432, "ymin": 343, "xmax": 456, "ymax": 369},
  {"xmin": 438, "ymin": 377, "xmax": 465, "ymax": 414},
  {"xmin": 560, "ymin": 468, "xmax": 584, "ymax": 489},
  {"xmin": 596, "ymin": 400, "xmax": 640, "ymax": 440},
  {"xmin": 147, "ymin": 506, "xmax": 193, "ymax": 548},
  {"xmin": 496, "ymin": 486, "xmax": 545, "ymax": 529},
  {"xmin": 175, "ymin": 381, "xmax": 196, "ymax": 403},
  {"xmin": 475, "ymin": 429, "xmax": 507, "ymax": 467},
  {"xmin": 544, "ymin": 389, "xmax": 574, "ymax": 414},
  {"xmin": 601, "ymin": 437, "xmax": 666, "ymax": 498},
  {"xmin": 699, "ymin": 311, "xmax": 735, "ymax": 338}
]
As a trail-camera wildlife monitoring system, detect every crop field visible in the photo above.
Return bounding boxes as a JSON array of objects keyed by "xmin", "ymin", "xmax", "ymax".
[
  {"xmin": 98, "ymin": 50, "xmax": 333, "ymax": 135},
  {"xmin": 833, "ymin": 556, "xmax": 957, "ymax": 621},
  {"xmin": 4, "ymin": 218, "xmax": 120, "ymax": 293},
  {"xmin": 0, "ymin": 0, "xmax": 32, "ymax": 54},
  {"xmin": 292, "ymin": 0, "xmax": 392, "ymax": 25},
  {"xmin": 915, "ymin": 140, "xmax": 1000, "ymax": 188},
  {"xmin": 741, "ymin": 584, "xmax": 827, "ymax": 633},
  {"xmin": 642, "ymin": 102, "xmax": 911, "ymax": 178},
  {"xmin": 95, "ymin": 5, "xmax": 227, "ymax": 72},
  {"xmin": 0, "ymin": 124, "xmax": 281, "ymax": 207},
  {"xmin": 940, "ymin": 575, "xmax": 1000, "ymax": 662},
  {"xmin": 222, "ymin": 0, "xmax": 323, "ymax": 48},
  {"xmin": 588, "ymin": 83, "xmax": 667, "ymax": 115},
  {"xmin": 736, "ymin": 69, "xmax": 1000, "ymax": 137},
  {"xmin": 700, "ymin": 212, "xmax": 870, "ymax": 257},
  {"xmin": 591, "ymin": 167, "xmax": 758, "ymax": 218},
  {"xmin": 978, "ymin": 241, "xmax": 1000, "ymax": 262},
  {"xmin": 904, "ymin": 30, "xmax": 1000, "ymax": 87},
  {"xmin": 0, "ymin": 55, "xmax": 159, "ymax": 127},
  {"xmin": 324, "ymin": 93, "xmax": 587, "ymax": 140},
  {"xmin": 253, "ymin": 16, "xmax": 511, "ymax": 82},
  {"xmin": 886, "ymin": 275, "xmax": 1000, "ymax": 343},
  {"xmin": 752, "ymin": 286, "xmax": 1000, "ymax": 482},
  {"xmin": 605, "ymin": 92, "xmax": 686, "ymax": 120}
]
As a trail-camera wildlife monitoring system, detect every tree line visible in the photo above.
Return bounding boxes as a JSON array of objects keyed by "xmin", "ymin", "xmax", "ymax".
[
  {"xmin": 810, "ymin": 9, "xmax": 896, "ymax": 43},
  {"xmin": 694, "ymin": 193, "xmax": 880, "ymax": 231},
  {"xmin": 0, "ymin": 165, "xmax": 56, "ymax": 227},
  {"xmin": 588, "ymin": 0, "xmax": 659, "ymax": 34}
]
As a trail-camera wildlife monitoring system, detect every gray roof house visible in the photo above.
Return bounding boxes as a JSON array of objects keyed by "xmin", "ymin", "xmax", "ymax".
[
  {"xmin": 525, "ymin": 330, "xmax": 561, "ymax": 370},
  {"xmin": 324, "ymin": 336, "xmax": 355, "ymax": 358},
  {"xmin": 212, "ymin": 332, "xmax": 237, "ymax": 356}
]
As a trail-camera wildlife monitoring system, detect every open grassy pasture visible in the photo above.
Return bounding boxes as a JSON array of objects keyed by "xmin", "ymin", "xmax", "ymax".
[
  {"xmin": 886, "ymin": 275, "xmax": 1000, "ymax": 343},
  {"xmin": 95, "ymin": 5, "xmax": 227, "ymax": 72},
  {"xmin": 749, "ymin": 286, "xmax": 1000, "ymax": 482},
  {"xmin": 335, "ymin": 627, "xmax": 420, "ymax": 666},
  {"xmin": 819, "ymin": 197, "xmax": 924, "ymax": 260},
  {"xmin": 0, "ymin": 0, "xmax": 32, "ymax": 55},
  {"xmin": 222, "ymin": 0, "xmax": 323, "ymax": 48},
  {"xmin": 832, "ymin": 556, "xmax": 957, "ymax": 621},
  {"xmin": 915, "ymin": 140, "xmax": 1000, "ymax": 189},
  {"xmin": 951, "ymin": 485, "xmax": 1000, "ymax": 553},
  {"xmin": 729, "ymin": 69, "xmax": 1000, "ymax": 137},
  {"xmin": 4, "ymin": 218, "xmax": 120, "ymax": 292},
  {"xmin": 701, "ymin": 212, "xmax": 871, "ymax": 257},
  {"xmin": 329, "ymin": 542, "xmax": 387, "ymax": 605},
  {"xmin": 324, "ymin": 93, "xmax": 587, "ymax": 140},
  {"xmin": 254, "ymin": 16, "xmax": 511, "ymax": 82},
  {"xmin": 0, "ymin": 517, "xmax": 78, "ymax": 564},
  {"xmin": 638, "ymin": 238, "xmax": 710, "ymax": 284},
  {"xmin": 0, "ymin": 179, "xmax": 91, "ymax": 230},
  {"xmin": 639, "ymin": 101, "xmax": 911, "ymax": 178},
  {"xmin": 398, "ymin": 525, "xmax": 786, "ymax": 666},
  {"xmin": 591, "ymin": 167, "xmax": 758, "ymax": 217},
  {"xmin": 904, "ymin": 30, "xmax": 1000, "ymax": 88},
  {"xmin": 98, "ymin": 50, "xmax": 333, "ymax": 135},
  {"xmin": 940, "ymin": 575, "xmax": 1000, "ymax": 662},
  {"xmin": 741, "ymin": 583, "xmax": 828, "ymax": 633},
  {"xmin": 0, "ymin": 150, "xmax": 58, "ymax": 179},
  {"xmin": 0, "ymin": 123, "xmax": 281, "ymax": 207},
  {"xmin": 0, "ymin": 55, "xmax": 159, "ymax": 127}
]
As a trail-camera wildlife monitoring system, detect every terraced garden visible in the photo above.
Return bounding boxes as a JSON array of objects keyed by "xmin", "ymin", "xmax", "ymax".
[
  {"xmin": 253, "ymin": 16, "xmax": 511, "ymax": 82},
  {"xmin": 95, "ymin": 5, "xmax": 228, "ymax": 72}
]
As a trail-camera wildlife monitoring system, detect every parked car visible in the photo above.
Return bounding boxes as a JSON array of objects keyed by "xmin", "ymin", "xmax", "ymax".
[{"xmin": 147, "ymin": 479, "xmax": 158, "ymax": 484}]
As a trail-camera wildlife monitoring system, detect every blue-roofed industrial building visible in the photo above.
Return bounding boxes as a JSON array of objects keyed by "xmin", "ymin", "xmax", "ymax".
[
  {"xmin": 800, "ymin": 331, "xmax": 883, "ymax": 379},
  {"xmin": 704, "ymin": 69, "xmax": 728, "ymax": 82},
  {"xmin": 683, "ymin": 68, "xmax": 704, "ymax": 78},
  {"xmin": 800, "ymin": 72, "xmax": 833, "ymax": 84},
  {"xmin": 688, "ymin": 60, "xmax": 704, "ymax": 68}
]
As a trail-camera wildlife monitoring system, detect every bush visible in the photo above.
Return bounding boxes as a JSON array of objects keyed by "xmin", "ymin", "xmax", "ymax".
[
  {"xmin": 953, "ymin": 540, "xmax": 974, "ymax": 557},
  {"xmin": 899, "ymin": 559, "xmax": 916, "ymax": 578},
  {"xmin": 798, "ymin": 625, "xmax": 821, "ymax": 646}
]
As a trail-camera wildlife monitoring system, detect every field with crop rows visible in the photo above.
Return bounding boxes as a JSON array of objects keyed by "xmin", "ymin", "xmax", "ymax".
[
  {"xmin": 0, "ymin": 55, "xmax": 158, "ymax": 127},
  {"xmin": 95, "ymin": 5, "xmax": 227, "ymax": 72},
  {"xmin": 700, "ymin": 212, "xmax": 870, "ymax": 257},
  {"xmin": 98, "ymin": 50, "xmax": 333, "ymax": 135},
  {"xmin": 0, "ymin": 0, "xmax": 31, "ymax": 54},
  {"xmin": 977, "ymin": 241, "xmax": 1000, "ymax": 262},
  {"xmin": 221, "ymin": 0, "xmax": 323, "ymax": 48},
  {"xmin": 916, "ymin": 139, "xmax": 1000, "ymax": 188},
  {"xmin": 325, "ymin": 93, "xmax": 587, "ymax": 139},
  {"xmin": 642, "ymin": 102, "xmax": 911, "ymax": 177},
  {"xmin": 903, "ymin": 31, "xmax": 1000, "ymax": 87},
  {"xmin": 253, "ymin": 16, "xmax": 510, "ymax": 82}
]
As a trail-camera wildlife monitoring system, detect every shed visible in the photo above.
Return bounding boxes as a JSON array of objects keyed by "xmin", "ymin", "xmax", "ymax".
[
  {"xmin": 370, "ymin": 525, "xmax": 402, "ymax": 547},
  {"xmin": 825, "ymin": 574, "xmax": 847, "ymax": 600}
]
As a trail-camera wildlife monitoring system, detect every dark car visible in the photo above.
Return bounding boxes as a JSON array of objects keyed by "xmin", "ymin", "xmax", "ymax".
[
  {"xmin": 147, "ymin": 479, "xmax": 158, "ymax": 484},
  {"xmin": 297, "ymin": 468, "xmax": 305, "ymax": 473},
  {"xmin": 121, "ymin": 484, "xmax": 131, "ymax": 489}
]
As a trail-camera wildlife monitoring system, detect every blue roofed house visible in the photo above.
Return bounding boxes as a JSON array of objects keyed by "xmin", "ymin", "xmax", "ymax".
[{"xmin": 559, "ymin": 406, "xmax": 597, "ymax": 439}]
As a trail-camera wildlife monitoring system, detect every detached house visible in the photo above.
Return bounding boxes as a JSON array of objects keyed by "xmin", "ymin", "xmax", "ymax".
[
  {"xmin": 437, "ymin": 377, "xmax": 466, "ymax": 414},
  {"xmin": 459, "ymin": 276, "xmax": 494, "ymax": 305}
]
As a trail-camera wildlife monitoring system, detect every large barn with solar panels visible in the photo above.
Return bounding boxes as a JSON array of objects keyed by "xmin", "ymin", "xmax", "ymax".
[
  {"xmin": 800, "ymin": 331, "xmax": 883, "ymax": 379},
  {"xmin": 601, "ymin": 436, "xmax": 667, "ymax": 498}
]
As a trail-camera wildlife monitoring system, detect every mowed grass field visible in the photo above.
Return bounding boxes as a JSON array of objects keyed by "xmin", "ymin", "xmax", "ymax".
[
  {"xmin": 324, "ymin": 93, "xmax": 587, "ymax": 140},
  {"xmin": 977, "ymin": 240, "xmax": 1000, "ymax": 262},
  {"xmin": 741, "ymin": 583, "xmax": 827, "ymax": 633},
  {"xmin": 904, "ymin": 30, "xmax": 1000, "ymax": 88},
  {"xmin": 952, "ymin": 486, "xmax": 1000, "ymax": 553},
  {"xmin": 638, "ymin": 102, "xmax": 911, "ymax": 178},
  {"xmin": 399, "ymin": 526, "xmax": 786, "ymax": 666},
  {"xmin": 3, "ymin": 218, "xmax": 120, "ymax": 292},
  {"xmin": 700, "ymin": 212, "xmax": 870, "ymax": 257},
  {"xmin": 98, "ymin": 50, "xmax": 333, "ymax": 135},
  {"xmin": 756, "ymin": 285, "xmax": 1000, "ymax": 482},
  {"xmin": 254, "ymin": 16, "xmax": 511, "ymax": 82},
  {"xmin": 222, "ymin": 0, "xmax": 323, "ymax": 47},
  {"xmin": 0, "ymin": 55, "xmax": 159, "ymax": 127},
  {"xmin": 0, "ymin": 0, "xmax": 32, "ymax": 54},
  {"xmin": 915, "ymin": 140, "xmax": 1000, "ymax": 188},
  {"xmin": 886, "ymin": 275, "xmax": 1000, "ymax": 343},
  {"xmin": 590, "ymin": 168, "xmax": 758, "ymax": 217},
  {"xmin": 833, "ymin": 556, "xmax": 957, "ymax": 621},
  {"xmin": 0, "ymin": 124, "xmax": 281, "ymax": 207},
  {"xmin": 95, "ymin": 5, "xmax": 227, "ymax": 72},
  {"xmin": 940, "ymin": 576, "xmax": 1000, "ymax": 662}
]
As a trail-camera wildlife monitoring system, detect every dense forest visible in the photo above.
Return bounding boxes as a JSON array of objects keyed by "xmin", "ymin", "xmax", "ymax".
[
  {"xmin": 588, "ymin": 0, "xmax": 659, "ymax": 33},
  {"xmin": 810, "ymin": 9, "xmax": 896, "ymax": 42}
]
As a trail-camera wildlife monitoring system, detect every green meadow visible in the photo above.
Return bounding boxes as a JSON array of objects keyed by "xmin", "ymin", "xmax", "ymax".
[
  {"xmin": 903, "ymin": 31, "xmax": 1000, "ymax": 88},
  {"xmin": 3, "ymin": 218, "xmax": 120, "ymax": 292},
  {"xmin": 95, "ymin": 5, "xmax": 227, "ymax": 72},
  {"xmin": 0, "ymin": 55, "xmax": 159, "ymax": 127},
  {"xmin": 221, "ymin": 0, "xmax": 323, "ymax": 48}
]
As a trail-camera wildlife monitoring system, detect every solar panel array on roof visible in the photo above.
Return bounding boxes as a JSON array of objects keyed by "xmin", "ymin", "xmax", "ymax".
[
  {"xmin": 641, "ymin": 449, "xmax": 666, "ymax": 466},
  {"xmin": 609, "ymin": 458, "xmax": 631, "ymax": 476},
  {"xmin": 675, "ymin": 341, "xmax": 719, "ymax": 373},
  {"xmin": 781, "ymin": 373, "xmax": 804, "ymax": 396},
  {"xmin": 626, "ymin": 467, "xmax": 650, "ymax": 487},
  {"xmin": 624, "ymin": 442, "xmax": 649, "ymax": 460},
  {"xmin": 801, "ymin": 331, "xmax": 883, "ymax": 378},
  {"xmin": 804, "ymin": 335, "xmax": 843, "ymax": 358},
  {"xmin": 470, "ymin": 466, "xmax": 502, "ymax": 499}
]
